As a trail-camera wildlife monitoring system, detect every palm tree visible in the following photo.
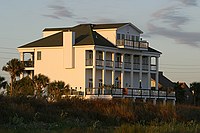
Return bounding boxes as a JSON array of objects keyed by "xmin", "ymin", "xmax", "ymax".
[
  {"xmin": 48, "ymin": 80, "xmax": 65, "ymax": 101},
  {"xmin": 14, "ymin": 76, "xmax": 34, "ymax": 96},
  {"xmin": 0, "ymin": 76, "xmax": 7, "ymax": 89},
  {"xmin": 33, "ymin": 74, "xmax": 49, "ymax": 98},
  {"xmin": 2, "ymin": 58, "xmax": 24, "ymax": 96}
]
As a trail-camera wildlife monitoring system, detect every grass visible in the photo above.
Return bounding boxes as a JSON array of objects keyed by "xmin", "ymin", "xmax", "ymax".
[{"xmin": 0, "ymin": 95, "xmax": 200, "ymax": 132}]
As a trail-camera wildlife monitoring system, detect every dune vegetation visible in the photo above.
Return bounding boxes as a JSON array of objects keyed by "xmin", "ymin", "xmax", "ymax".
[{"xmin": 0, "ymin": 96, "xmax": 200, "ymax": 133}]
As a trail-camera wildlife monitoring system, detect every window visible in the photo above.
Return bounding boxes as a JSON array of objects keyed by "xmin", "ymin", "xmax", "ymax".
[
  {"xmin": 37, "ymin": 51, "xmax": 41, "ymax": 60},
  {"xmin": 136, "ymin": 36, "xmax": 140, "ymax": 42},
  {"xmin": 131, "ymin": 35, "xmax": 135, "ymax": 41},
  {"xmin": 122, "ymin": 34, "xmax": 125, "ymax": 40},
  {"xmin": 117, "ymin": 33, "xmax": 120, "ymax": 40}
]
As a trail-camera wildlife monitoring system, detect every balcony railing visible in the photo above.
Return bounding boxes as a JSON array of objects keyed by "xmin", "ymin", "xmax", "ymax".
[
  {"xmin": 124, "ymin": 62, "xmax": 131, "ymax": 69},
  {"xmin": 115, "ymin": 61, "xmax": 122, "ymax": 68},
  {"xmin": 151, "ymin": 64, "xmax": 157, "ymax": 71},
  {"xmin": 133, "ymin": 63, "xmax": 140, "ymax": 70},
  {"xmin": 116, "ymin": 39, "xmax": 149, "ymax": 49},
  {"xmin": 142, "ymin": 64, "xmax": 148, "ymax": 70},
  {"xmin": 22, "ymin": 61, "xmax": 34, "ymax": 67},
  {"xmin": 106, "ymin": 60, "xmax": 113, "ymax": 68},
  {"xmin": 86, "ymin": 59, "xmax": 93, "ymax": 66},
  {"xmin": 85, "ymin": 88, "xmax": 175, "ymax": 100},
  {"xmin": 96, "ymin": 59, "xmax": 104, "ymax": 67}
]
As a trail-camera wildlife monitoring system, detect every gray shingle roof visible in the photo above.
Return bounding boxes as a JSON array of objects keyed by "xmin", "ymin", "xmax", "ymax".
[
  {"xmin": 18, "ymin": 32, "xmax": 63, "ymax": 48},
  {"xmin": 18, "ymin": 23, "xmax": 153, "ymax": 50}
]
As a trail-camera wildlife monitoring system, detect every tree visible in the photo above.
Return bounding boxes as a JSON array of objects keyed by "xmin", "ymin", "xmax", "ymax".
[
  {"xmin": 174, "ymin": 82, "xmax": 186, "ymax": 104},
  {"xmin": 0, "ymin": 76, "xmax": 7, "ymax": 89},
  {"xmin": 48, "ymin": 80, "xmax": 65, "ymax": 101},
  {"xmin": 190, "ymin": 82, "xmax": 200, "ymax": 106},
  {"xmin": 13, "ymin": 76, "xmax": 34, "ymax": 96},
  {"xmin": 2, "ymin": 58, "xmax": 24, "ymax": 96},
  {"xmin": 33, "ymin": 74, "xmax": 49, "ymax": 98}
]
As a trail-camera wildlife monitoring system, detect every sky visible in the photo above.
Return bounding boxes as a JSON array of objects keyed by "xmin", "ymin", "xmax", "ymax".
[{"xmin": 0, "ymin": 0, "xmax": 200, "ymax": 85}]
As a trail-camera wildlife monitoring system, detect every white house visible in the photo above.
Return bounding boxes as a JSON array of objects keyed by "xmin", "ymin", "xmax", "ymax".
[{"xmin": 17, "ymin": 23, "xmax": 175, "ymax": 102}]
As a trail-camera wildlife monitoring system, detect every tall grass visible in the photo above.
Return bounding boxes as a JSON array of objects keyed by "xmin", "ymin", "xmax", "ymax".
[{"xmin": 1, "ymin": 95, "xmax": 200, "ymax": 132}]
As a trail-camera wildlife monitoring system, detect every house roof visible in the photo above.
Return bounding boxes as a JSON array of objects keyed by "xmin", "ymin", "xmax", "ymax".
[
  {"xmin": 92, "ymin": 23, "xmax": 143, "ymax": 33},
  {"xmin": 19, "ymin": 24, "xmax": 116, "ymax": 48},
  {"xmin": 151, "ymin": 72, "xmax": 174, "ymax": 89},
  {"xmin": 19, "ymin": 23, "xmax": 156, "ymax": 50},
  {"xmin": 18, "ymin": 32, "xmax": 63, "ymax": 48},
  {"xmin": 148, "ymin": 47, "xmax": 162, "ymax": 54}
]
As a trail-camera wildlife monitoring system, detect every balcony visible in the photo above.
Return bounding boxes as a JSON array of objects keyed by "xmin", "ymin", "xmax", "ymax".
[
  {"xmin": 106, "ymin": 60, "xmax": 113, "ymax": 68},
  {"xmin": 96, "ymin": 59, "xmax": 104, "ymax": 67},
  {"xmin": 85, "ymin": 88, "xmax": 176, "ymax": 100},
  {"xmin": 151, "ymin": 64, "xmax": 157, "ymax": 71},
  {"xmin": 86, "ymin": 59, "xmax": 93, "ymax": 66},
  {"xmin": 116, "ymin": 39, "xmax": 149, "ymax": 49},
  {"xmin": 124, "ymin": 62, "xmax": 131, "ymax": 69},
  {"xmin": 142, "ymin": 64, "xmax": 148, "ymax": 71},
  {"xmin": 133, "ymin": 63, "xmax": 140, "ymax": 70},
  {"xmin": 115, "ymin": 61, "xmax": 122, "ymax": 68},
  {"xmin": 22, "ymin": 61, "xmax": 34, "ymax": 67}
]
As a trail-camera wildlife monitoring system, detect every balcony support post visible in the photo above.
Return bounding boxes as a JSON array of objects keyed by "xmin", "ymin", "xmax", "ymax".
[
  {"xmin": 112, "ymin": 53, "xmax": 115, "ymax": 86},
  {"xmin": 148, "ymin": 56, "xmax": 151, "ymax": 89},
  {"xmin": 92, "ymin": 50, "xmax": 96, "ymax": 89},
  {"xmin": 155, "ymin": 57, "xmax": 159, "ymax": 90},
  {"xmin": 139, "ymin": 55, "xmax": 142, "ymax": 88},
  {"xmin": 131, "ymin": 54, "xmax": 134, "ymax": 88},
  {"xmin": 102, "ymin": 51, "xmax": 106, "ymax": 94},
  {"xmin": 20, "ymin": 52, "xmax": 24, "ymax": 79},
  {"xmin": 121, "ymin": 54, "xmax": 124, "ymax": 88}
]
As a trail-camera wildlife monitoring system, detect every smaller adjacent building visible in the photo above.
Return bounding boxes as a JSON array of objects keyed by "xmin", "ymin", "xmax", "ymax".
[{"xmin": 151, "ymin": 71, "xmax": 174, "ymax": 91}]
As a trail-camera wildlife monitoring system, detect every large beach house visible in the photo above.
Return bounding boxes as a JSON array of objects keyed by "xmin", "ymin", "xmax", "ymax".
[{"xmin": 18, "ymin": 23, "xmax": 175, "ymax": 102}]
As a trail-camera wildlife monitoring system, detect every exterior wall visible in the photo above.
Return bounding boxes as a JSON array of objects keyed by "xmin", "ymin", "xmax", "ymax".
[
  {"xmin": 18, "ymin": 45, "xmax": 95, "ymax": 92},
  {"xmin": 96, "ymin": 69, "xmax": 102, "ymax": 87},
  {"xmin": 142, "ymin": 73, "xmax": 148, "ymax": 89},
  {"xmin": 133, "ymin": 72, "xmax": 139, "ymax": 88},
  {"xmin": 124, "ymin": 72, "xmax": 131, "ymax": 88},
  {"xmin": 85, "ymin": 69, "xmax": 92, "ymax": 88},
  {"xmin": 94, "ymin": 29, "xmax": 117, "ymax": 44},
  {"xmin": 105, "ymin": 70, "xmax": 112, "ymax": 85},
  {"xmin": 63, "ymin": 31, "xmax": 75, "ymax": 68},
  {"xmin": 117, "ymin": 25, "xmax": 141, "ymax": 37}
]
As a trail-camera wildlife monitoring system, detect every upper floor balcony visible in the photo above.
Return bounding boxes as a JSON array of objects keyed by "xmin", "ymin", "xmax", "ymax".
[
  {"xmin": 22, "ymin": 61, "xmax": 34, "ymax": 67},
  {"xmin": 116, "ymin": 39, "xmax": 149, "ymax": 50}
]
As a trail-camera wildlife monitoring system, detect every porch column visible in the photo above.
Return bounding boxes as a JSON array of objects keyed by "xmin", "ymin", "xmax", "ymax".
[
  {"xmin": 121, "ymin": 53, "xmax": 124, "ymax": 88},
  {"xmin": 148, "ymin": 56, "xmax": 151, "ymax": 89},
  {"xmin": 20, "ymin": 52, "xmax": 24, "ymax": 79},
  {"xmin": 155, "ymin": 57, "xmax": 159, "ymax": 90},
  {"xmin": 92, "ymin": 50, "xmax": 96, "ymax": 89},
  {"xmin": 139, "ymin": 55, "xmax": 142, "ymax": 89},
  {"xmin": 130, "ymin": 54, "xmax": 134, "ymax": 88},
  {"xmin": 112, "ymin": 52, "xmax": 115, "ymax": 86},
  {"xmin": 20, "ymin": 52, "xmax": 24, "ymax": 61},
  {"xmin": 102, "ymin": 51, "xmax": 106, "ymax": 94}
]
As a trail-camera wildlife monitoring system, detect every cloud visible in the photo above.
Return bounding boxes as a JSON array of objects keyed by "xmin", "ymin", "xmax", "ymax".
[
  {"xmin": 174, "ymin": 0, "xmax": 198, "ymax": 6},
  {"xmin": 43, "ymin": 1, "xmax": 75, "ymax": 19},
  {"xmin": 147, "ymin": 23, "xmax": 200, "ymax": 47},
  {"xmin": 152, "ymin": 6, "xmax": 189, "ymax": 29},
  {"xmin": 146, "ymin": 0, "xmax": 200, "ymax": 48}
]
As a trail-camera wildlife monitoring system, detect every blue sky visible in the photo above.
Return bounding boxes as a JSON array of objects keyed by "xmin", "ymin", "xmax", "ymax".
[{"xmin": 0, "ymin": 0, "xmax": 200, "ymax": 85}]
